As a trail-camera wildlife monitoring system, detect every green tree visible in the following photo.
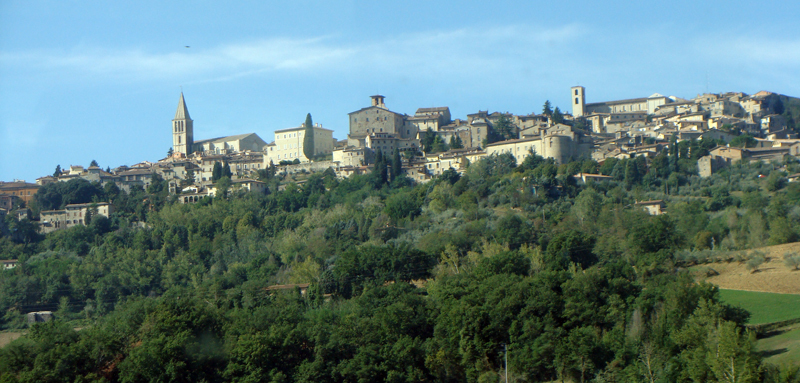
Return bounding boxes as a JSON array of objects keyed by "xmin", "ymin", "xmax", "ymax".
[
  {"xmin": 89, "ymin": 159, "xmax": 98, "ymax": 167},
  {"xmin": 449, "ymin": 135, "xmax": 464, "ymax": 149},
  {"xmin": 545, "ymin": 230, "xmax": 597, "ymax": 269},
  {"xmin": 391, "ymin": 149, "xmax": 402, "ymax": 182},
  {"xmin": 83, "ymin": 205, "xmax": 93, "ymax": 226},
  {"xmin": 543, "ymin": 100, "xmax": 553, "ymax": 116},
  {"xmin": 167, "ymin": 147, "xmax": 174, "ymax": 157},
  {"xmin": 572, "ymin": 188, "xmax": 602, "ymax": 226},
  {"xmin": 53, "ymin": 165, "xmax": 62, "ymax": 177},
  {"xmin": 385, "ymin": 191, "xmax": 421, "ymax": 221},
  {"xmin": 181, "ymin": 168, "xmax": 195, "ymax": 188},
  {"xmin": 730, "ymin": 134, "xmax": 757, "ymax": 148},
  {"xmin": 706, "ymin": 321, "xmax": 759, "ymax": 383},
  {"xmin": 212, "ymin": 161, "xmax": 223, "ymax": 182},
  {"xmin": 552, "ymin": 107, "xmax": 564, "ymax": 124},
  {"xmin": 422, "ymin": 128, "xmax": 436, "ymax": 153},
  {"xmin": 372, "ymin": 149, "xmax": 388, "ymax": 188},
  {"xmin": 765, "ymin": 172, "xmax": 786, "ymax": 191},
  {"xmin": 783, "ymin": 252, "xmax": 800, "ymax": 271},
  {"xmin": 745, "ymin": 255, "xmax": 765, "ymax": 273},
  {"xmin": 303, "ymin": 113, "xmax": 315, "ymax": 160},
  {"xmin": 624, "ymin": 158, "xmax": 642, "ymax": 187},
  {"xmin": 216, "ymin": 176, "xmax": 232, "ymax": 198},
  {"xmin": 494, "ymin": 114, "xmax": 515, "ymax": 141},
  {"xmin": 432, "ymin": 135, "xmax": 449, "ymax": 153}
]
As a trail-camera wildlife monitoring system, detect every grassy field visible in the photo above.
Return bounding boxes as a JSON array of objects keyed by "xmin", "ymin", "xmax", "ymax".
[
  {"xmin": 757, "ymin": 322, "xmax": 800, "ymax": 367},
  {"xmin": 719, "ymin": 289, "xmax": 800, "ymax": 325}
]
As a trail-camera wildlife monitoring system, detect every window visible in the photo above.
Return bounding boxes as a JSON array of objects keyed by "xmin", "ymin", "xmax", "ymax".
[
  {"xmin": 575, "ymin": 97, "xmax": 579, "ymax": 104},
  {"xmin": 575, "ymin": 89, "xmax": 578, "ymax": 95}
]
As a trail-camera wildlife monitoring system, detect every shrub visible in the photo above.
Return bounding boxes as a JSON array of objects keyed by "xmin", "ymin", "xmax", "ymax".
[
  {"xmin": 745, "ymin": 255, "xmax": 765, "ymax": 273},
  {"xmin": 783, "ymin": 252, "xmax": 800, "ymax": 271}
]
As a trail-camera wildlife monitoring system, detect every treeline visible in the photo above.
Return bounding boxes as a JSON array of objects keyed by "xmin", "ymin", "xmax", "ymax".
[{"xmin": 1, "ymin": 148, "xmax": 800, "ymax": 382}]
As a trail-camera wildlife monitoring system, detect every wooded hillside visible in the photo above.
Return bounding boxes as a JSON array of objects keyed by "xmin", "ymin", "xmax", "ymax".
[{"xmin": 2, "ymin": 150, "xmax": 800, "ymax": 382}]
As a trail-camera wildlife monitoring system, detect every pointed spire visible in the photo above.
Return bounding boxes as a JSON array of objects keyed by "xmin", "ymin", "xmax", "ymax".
[{"xmin": 174, "ymin": 92, "xmax": 191, "ymax": 120}]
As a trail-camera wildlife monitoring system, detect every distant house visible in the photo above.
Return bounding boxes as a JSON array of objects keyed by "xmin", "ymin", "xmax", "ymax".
[
  {"xmin": 39, "ymin": 202, "xmax": 113, "ymax": 234},
  {"xmin": 0, "ymin": 194, "xmax": 18, "ymax": 212},
  {"xmin": 636, "ymin": 200, "xmax": 666, "ymax": 215},
  {"xmin": 0, "ymin": 259, "xmax": 18, "ymax": 270},
  {"xmin": 26, "ymin": 311, "xmax": 54, "ymax": 324},
  {"xmin": 698, "ymin": 155, "xmax": 733, "ymax": 177},
  {"xmin": 573, "ymin": 173, "xmax": 612, "ymax": 184},
  {"xmin": 0, "ymin": 181, "xmax": 39, "ymax": 204},
  {"xmin": 231, "ymin": 179, "xmax": 267, "ymax": 194}
]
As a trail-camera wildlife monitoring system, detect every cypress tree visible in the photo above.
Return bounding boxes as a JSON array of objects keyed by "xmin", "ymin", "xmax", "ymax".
[
  {"xmin": 303, "ymin": 113, "xmax": 315, "ymax": 161},
  {"xmin": 222, "ymin": 162, "xmax": 233, "ymax": 179},
  {"xmin": 212, "ymin": 161, "xmax": 222, "ymax": 182},
  {"xmin": 372, "ymin": 149, "xmax": 388, "ymax": 188},
  {"xmin": 391, "ymin": 149, "xmax": 402, "ymax": 182},
  {"xmin": 422, "ymin": 128, "xmax": 436, "ymax": 153}
]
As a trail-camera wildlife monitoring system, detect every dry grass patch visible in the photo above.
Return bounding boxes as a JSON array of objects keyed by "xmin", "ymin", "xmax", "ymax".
[{"xmin": 691, "ymin": 242, "xmax": 800, "ymax": 295}]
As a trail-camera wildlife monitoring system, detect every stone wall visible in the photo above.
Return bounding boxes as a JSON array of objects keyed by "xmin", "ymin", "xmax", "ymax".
[{"xmin": 278, "ymin": 160, "xmax": 338, "ymax": 175}]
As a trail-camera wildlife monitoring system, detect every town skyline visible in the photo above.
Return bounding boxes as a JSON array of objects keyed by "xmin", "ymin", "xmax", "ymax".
[{"xmin": 3, "ymin": 0, "xmax": 800, "ymax": 182}]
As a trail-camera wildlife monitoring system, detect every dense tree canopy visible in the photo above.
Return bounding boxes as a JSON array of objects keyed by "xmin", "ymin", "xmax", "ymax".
[{"xmin": 1, "ymin": 149, "xmax": 799, "ymax": 382}]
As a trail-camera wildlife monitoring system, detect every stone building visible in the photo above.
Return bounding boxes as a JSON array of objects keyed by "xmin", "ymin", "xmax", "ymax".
[
  {"xmin": 0, "ymin": 181, "xmax": 39, "ymax": 204},
  {"xmin": 484, "ymin": 126, "xmax": 591, "ymax": 165},
  {"xmin": 170, "ymin": 93, "xmax": 267, "ymax": 156},
  {"xmin": 571, "ymin": 86, "xmax": 670, "ymax": 117},
  {"xmin": 39, "ymin": 202, "xmax": 113, "ymax": 234},
  {"xmin": 332, "ymin": 146, "xmax": 372, "ymax": 167},
  {"xmin": 636, "ymin": 200, "xmax": 666, "ymax": 215},
  {"xmin": 347, "ymin": 95, "xmax": 415, "ymax": 147},
  {"xmin": 408, "ymin": 107, "xmax": 451, "ymax": 132},
  {"xmin": 265, "ymin": 124, "xmax": 334, "ymax": 164},
  {"xmin": 193, "ymin": 133, "xmax": 268, "ymax": 155}
]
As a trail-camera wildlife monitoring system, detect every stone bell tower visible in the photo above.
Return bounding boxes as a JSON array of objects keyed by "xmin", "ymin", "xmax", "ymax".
[
  {"xmin": 172, "ymin": 92, "xmax": 194, "ymax": 155},
  {"xmin": 571, "ymin": 86, "xmax": 585, "ymax": 117}
]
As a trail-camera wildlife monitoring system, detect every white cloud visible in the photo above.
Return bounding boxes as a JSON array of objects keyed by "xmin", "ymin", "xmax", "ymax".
[
  {"xmin": 0, "ymin": 24, "xmax": 586, "ymax": 84},
  {"xmin": 696, "ymin": 37, "xmax": 800, "ymax": 66}
]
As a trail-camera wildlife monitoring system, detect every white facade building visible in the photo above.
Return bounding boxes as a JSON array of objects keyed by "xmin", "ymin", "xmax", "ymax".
[{"xmin": 265, "ymin": 125, "xmax": 334, "ymax": 164}]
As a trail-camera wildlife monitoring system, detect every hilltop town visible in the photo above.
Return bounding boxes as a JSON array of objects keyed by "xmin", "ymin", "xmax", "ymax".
[
  {"xmin": 3, "ymin": 87, "xmax": 800, "ymax": 381},
  {"xmin": 1, "ymin": 86, "xmax": 799, "ymax": 232}
]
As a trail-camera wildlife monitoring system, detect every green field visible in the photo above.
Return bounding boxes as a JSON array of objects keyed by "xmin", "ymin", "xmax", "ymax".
[
  {"xmin": 719, "ymin": 289, "xmax": 800, "ymax": 325},
  {"xmin": 757, "ymin": 322, "xmax": 800, "ymax": 366}
]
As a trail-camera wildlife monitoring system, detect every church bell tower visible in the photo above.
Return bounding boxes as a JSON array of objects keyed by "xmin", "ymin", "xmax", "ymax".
[
  {"xmin": 172, "ymin": 92, "xmax": 194, "ymax": 155},
  {"xmin": 571, "ymin": 86, "xmax": 585, "ymax": 117}
]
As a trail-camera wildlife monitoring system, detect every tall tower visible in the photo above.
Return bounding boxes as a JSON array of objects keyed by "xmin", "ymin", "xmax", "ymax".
[
  {"xmin": 370, "ymin": 95, "xmax": 386, "ymax": 109},
  {"xmin": 172, "ymin": 92, "xmax": 194, "ymax": 155},
  {"xmin": 571, "ymin": 86, "xmax": 585, "ymax": 117}
]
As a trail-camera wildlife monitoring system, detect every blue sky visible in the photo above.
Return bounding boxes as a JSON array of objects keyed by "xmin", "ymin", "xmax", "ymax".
[{"xmin": 2, "ymin": 0, "xmax": 800, "ymax": 182}]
